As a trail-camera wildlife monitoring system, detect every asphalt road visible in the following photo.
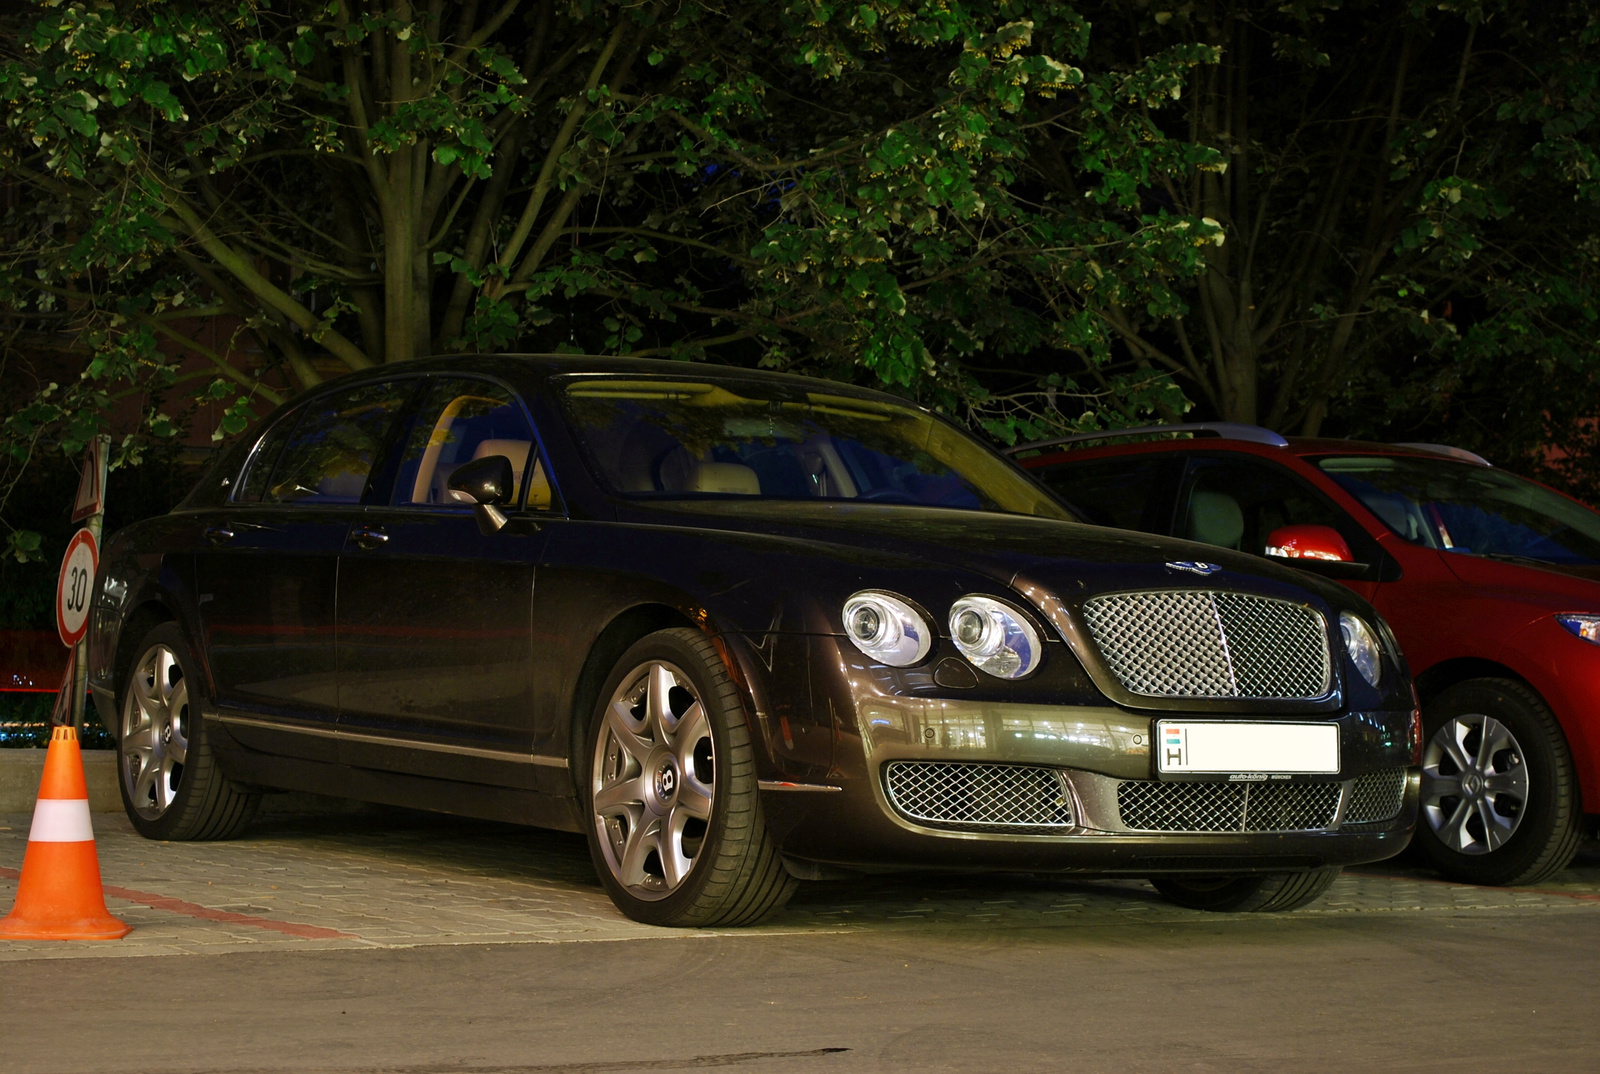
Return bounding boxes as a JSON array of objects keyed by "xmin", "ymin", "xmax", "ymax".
[{"xmin": 4, "ymin": 809, "xmax": 1598, "ymax": 1073}]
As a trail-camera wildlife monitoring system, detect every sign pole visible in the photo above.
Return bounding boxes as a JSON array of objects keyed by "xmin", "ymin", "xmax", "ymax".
[{"xmin": 61, "ymin": 436, "xmax": 110, "ymax": 733}]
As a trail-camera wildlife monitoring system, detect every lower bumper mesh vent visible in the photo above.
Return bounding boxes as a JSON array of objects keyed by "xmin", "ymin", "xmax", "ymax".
[
  {"xmin": 1343, "ymin": 767, "xmax": 1407, "ymax": 824},
  {"xmin": 1117, "ymin": 780, "xmax": 1341, "ymax": 833},
  {"xmin": 884, "ymin": 761, "xmax": 1073, "ymax": 832}
]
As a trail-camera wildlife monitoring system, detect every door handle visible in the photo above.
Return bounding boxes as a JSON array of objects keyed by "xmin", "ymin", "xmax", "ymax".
[
  {"xmin": 351, "ymin": 525, "xmax": 389, "ymax": 550},
  {"xmin": 202, "ymin": 525, "xmax": 235, "ymax": 546}
]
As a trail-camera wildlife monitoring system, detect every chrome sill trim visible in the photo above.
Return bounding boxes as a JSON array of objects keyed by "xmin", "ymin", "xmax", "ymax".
[
  {"xmin": 214, "ymin": 713, "xmax": 569, "ymax": 768},
  {"xmin": 215, "ymin": 713, "xmax": 340, "ymax": 739},
  {"xmin": 758, "ymin": 780, "xmax": 842, "ymax": 792}
]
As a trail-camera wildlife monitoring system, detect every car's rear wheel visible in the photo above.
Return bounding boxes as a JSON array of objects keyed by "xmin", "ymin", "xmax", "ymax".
[
  {"xmin": 1151, "ymin": 867, "xmax": 1341, "ymax": 912},
  {"xmin": 582, "ymin": 627, "xmax": 796, "ymax": 927},
  {"xmin": 118, "ymin": 623, "xmax": 259, "ymax": 841},
  {"xmin": 1414, "ymin": 678, "xmax": 1581, "ymax": 886}
]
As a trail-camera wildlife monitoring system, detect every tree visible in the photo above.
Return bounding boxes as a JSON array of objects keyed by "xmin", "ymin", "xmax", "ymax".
[
  {"xmin": 8, "ymin": 0, "xmax": 1592, "ymax": 566},
  {"xmin": 1065, "ymin": 0, "xmax": 1600, "ymax": 437},
  {"xmin": 0, "ymin": 0, "xmax": 1243, "ymax": 562}
]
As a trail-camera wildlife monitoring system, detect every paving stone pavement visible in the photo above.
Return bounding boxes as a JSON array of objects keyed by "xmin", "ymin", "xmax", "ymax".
[{"xmin": 1, "ymin": 806, "xmax": 1596, "ymax": 961}]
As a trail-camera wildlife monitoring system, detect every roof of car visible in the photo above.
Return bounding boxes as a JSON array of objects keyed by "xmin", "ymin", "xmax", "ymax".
[
  {"xmin": 323, "ymin": 352, "xmax": 920, "ymax": 407},
  {"xmin": 1013, "ymin": 425, "xmax": 1491, "ymax": 468}
]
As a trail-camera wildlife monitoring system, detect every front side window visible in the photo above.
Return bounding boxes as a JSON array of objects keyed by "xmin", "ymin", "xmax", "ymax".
[
  {"xmin": 392, "ymin": 378, "xmax": 550, "ymax": 508},
  {"xmin": 560, "ymin": 376, "xmax": 1070, "ymax": 519},
  {"xmin": 251, "ymin": 381, "xmax": 413, "ymax": 506},
  {"xmin": 1317, "ymin": 455, "xmax": 1600, "ymax": 565},
  {"xmin": 1176, "ymin": 455, "xmax": 1370, "ymax": 559}
]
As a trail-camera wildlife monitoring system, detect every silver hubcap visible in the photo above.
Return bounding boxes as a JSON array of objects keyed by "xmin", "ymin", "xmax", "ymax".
[
  {"xmin": 1421, "ymin": 712, "xmax": 1529, "ymax": 855},
  {"xmin": 591, "ymin": 661, "xmax": 716, "ymax": 901},
  {"xmin": 121, "ymin": 643, "xmax": 190, "ymax": 820}
]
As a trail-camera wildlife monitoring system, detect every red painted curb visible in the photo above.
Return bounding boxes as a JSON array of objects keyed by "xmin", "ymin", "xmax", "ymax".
[{"xmin": 0, "ymin": 865, "xmax": 358, "ymax": 940}]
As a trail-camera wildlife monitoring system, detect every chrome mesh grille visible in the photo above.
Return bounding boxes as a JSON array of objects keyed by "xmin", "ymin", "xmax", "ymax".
[
  {"xmin": 1343, "ymin": 767, "xmax": 1407, "ymax": 824},
  {"xmin": 1116, "ymin": 780, "xmax": 1342, "ymax": 833},
  {"xmin": 884, "ymin": 762, "xmax": 1073, "ymax": 832},
  {"xmin": 1082, "ymin": 591, "xmax": 1331, "ymax": 700}
]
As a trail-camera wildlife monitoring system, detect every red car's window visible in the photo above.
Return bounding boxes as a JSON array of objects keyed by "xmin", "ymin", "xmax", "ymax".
[
  {"xmin": 1317, "ymin": 454, "xmax": 1600, "ymax": 565},
  {"xmin": 1031, "ymin": 454, "xmax": 1175, "ymax": 532},
  {"xmin": 1176, "ymin": 455, "xmax": 1362, "ymax": 558}
]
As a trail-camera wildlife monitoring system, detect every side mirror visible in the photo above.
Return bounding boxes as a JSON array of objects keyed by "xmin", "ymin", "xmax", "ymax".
[
  {"xmin": 447, "ymin": 455, "xmax": 514, "ymax": 534},
  {"xmin": 1265, "ymin": 524, "xmax": 1353, "ymax": 563}
]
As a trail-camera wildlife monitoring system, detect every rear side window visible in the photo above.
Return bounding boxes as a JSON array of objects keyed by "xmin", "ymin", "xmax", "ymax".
[
  {"xmin": 393, "ymin": 378, "xmax": 551, "ymax": 509},
  {"xmin": 234, "ymin": 407, "xmax": 302, "ymax": 504},
  {"xmin": 245, "ymin": 381, "xmax": 413, "ymax": 506},
  {"xmin": 1031, "ymin": 454, "xmax": 1177, "ymax": 532}
]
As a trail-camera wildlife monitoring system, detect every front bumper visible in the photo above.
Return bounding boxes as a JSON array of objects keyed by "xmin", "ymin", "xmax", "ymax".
[
  {"xmin": 753, "ymin": 635, "xmax": 1418, "ymax": 876},
  {"xmin": 765, "ymin": 768, "xmax": 1418, "ymax": 876}
]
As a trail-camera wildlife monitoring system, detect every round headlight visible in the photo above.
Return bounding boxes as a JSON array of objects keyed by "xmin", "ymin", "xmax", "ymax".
[
  {"xmin": 1339, "ymin": 611, "xmax": 1382, "ymax": 688},
  {"xmin": 842, "ymin": 591, "xmax": 932, "ymax": 667},
  {"xmin": 948, "ymin": 595, "xmax": 1043, "ymax": 679}
]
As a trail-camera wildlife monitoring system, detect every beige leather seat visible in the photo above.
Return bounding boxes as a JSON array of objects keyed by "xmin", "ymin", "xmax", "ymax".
[
  {"xmin": 1187, "ymin": 489, "xmax": 1244, "ymax": 549},
  {"xmin": 687, "ymin": 462, "xmax": 760, "ymax": 495}
]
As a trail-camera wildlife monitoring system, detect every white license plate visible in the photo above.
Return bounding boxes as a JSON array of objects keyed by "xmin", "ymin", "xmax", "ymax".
[{"xmin": 1155, "ymin": 721, "xmax": 1339, "ymax": 775}]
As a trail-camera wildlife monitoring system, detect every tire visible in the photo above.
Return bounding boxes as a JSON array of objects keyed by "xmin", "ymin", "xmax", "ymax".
[
  {"xmin": 1414, "ymin": 678, "xmax": 1581, "ymax": 886},
  {"xmin": 581, "ymin": 628, "xmax": 796, "ymax": 927},
  {"xmin": 1151, "ymin": 867, "xmax": 1342, "ymax": 912},
  {"xmin": 117, "ymin": 622, "xmax": 259, "ymax": 841}
]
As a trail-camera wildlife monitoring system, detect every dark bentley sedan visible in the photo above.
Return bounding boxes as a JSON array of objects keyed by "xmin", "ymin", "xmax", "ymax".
[{"xmin": 87, "ymin": 355, "xmax": 1419, "ymax": 926}]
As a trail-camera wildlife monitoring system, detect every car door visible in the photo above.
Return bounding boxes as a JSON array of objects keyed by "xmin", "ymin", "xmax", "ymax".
[
  {"xmin": 335, "ymin": 376, "xmax": 557, "ymax": 787},
  {"xmin": 193, "ymin": 379, "xmax": 415, "ymax": 761},
  {"xmin": 1171, "ymin": 453, "xmax": 1392, "ymax": 598}
]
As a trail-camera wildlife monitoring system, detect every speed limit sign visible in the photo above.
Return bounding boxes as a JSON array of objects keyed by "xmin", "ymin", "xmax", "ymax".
[{"xmin": 56, "ymin": 527, "xmax": 99, "ymax": 647}]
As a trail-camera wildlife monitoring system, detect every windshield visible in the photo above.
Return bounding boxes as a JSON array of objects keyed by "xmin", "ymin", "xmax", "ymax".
[
  {"xmin": 560, "ymin": 376, "xmax": 1071, "ymax": 519},
  {"xmin": 1316, "ymin": 455, "xmax": 1600, "ymax": 565}
]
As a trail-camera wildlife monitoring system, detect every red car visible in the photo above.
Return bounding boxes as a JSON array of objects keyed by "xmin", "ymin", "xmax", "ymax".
[{"xmin": 1015, "ymin": 423, "xmax": 1596, "ymax": 885}]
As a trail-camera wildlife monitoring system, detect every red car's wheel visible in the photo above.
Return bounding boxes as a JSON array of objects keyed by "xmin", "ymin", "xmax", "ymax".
[{"xmin": 1414, "ymin": 678, "xmax": 1582, "ymax": 886}]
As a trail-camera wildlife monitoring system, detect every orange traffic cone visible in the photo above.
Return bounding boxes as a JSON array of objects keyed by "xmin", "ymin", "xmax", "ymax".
[{"xmin": 0, "ymin": 725, "xmax": 130, "ymax": 940}]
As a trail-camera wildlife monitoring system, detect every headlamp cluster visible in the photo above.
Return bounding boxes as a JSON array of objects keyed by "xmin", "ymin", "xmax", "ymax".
[
  {"xmin": 841, "ymin": 590, "xmax": 1043, "ymax": 679},
  {"xmin": 1556, "ymin": 613, "xmax": 1600, "ymax": 645},
  {"xmin": 1338, "ymin": 611, "xmax": 1383, "ymax": 688}
]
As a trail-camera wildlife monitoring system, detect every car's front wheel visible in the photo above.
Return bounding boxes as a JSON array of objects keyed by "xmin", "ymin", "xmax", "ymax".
[
  {"xmin": 1414, "ymin": 678, "xmax": 1581, "ymax": 886},
  {"xmin": 118, "ymin": 622, "xmax": 259, "ymax": 841},
  {"xmin": 582, "ymin": 627, "xmax": 796, "ymax": 927},
  {"xmin": 1151, "ymin": 867, "xmax": 1342, "ymax": 912}
]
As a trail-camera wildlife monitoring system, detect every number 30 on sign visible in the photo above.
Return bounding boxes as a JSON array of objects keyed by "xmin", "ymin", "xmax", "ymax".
[{"xmin": 56, "ymin": 528, "xmax": 99, "ymax": 648}]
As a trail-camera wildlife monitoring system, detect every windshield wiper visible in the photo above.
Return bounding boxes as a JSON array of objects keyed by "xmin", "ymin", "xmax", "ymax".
[{"xmin": 1474, "ymin": 551, "xmax": 1557, "ymax": 568}]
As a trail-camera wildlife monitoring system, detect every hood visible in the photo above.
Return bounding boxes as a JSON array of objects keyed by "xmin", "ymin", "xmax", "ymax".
[
  {"xmin": 630, "ymin": 499, "xmax": 1357, "ymax": 611},
  {"xmin": 1439, "ymin": 550, "xmax": 1600, "ymax": 612}
]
